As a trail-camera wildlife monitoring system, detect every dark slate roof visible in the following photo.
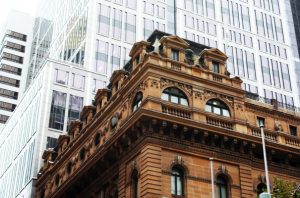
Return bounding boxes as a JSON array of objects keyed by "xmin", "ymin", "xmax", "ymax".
[{"xmin": 124, "ymin": 30, "xmax": 210, "ymax": 72}]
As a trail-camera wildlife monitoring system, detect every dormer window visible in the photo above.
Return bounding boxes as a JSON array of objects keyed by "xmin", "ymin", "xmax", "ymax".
[
  {"xmin": 135, "ymin": 55, "xmax": 140, "ymax": 65},
  {"xmin": 171, "ymin": 49, "xmax": 179, "ymax": 61},
  {"xmin": 213, "ymin": 61, "xmax": 220, "ymax": 73},
  {"xmin": 114, "ymin": 81, "xmax": 119, "ymax": 92}
]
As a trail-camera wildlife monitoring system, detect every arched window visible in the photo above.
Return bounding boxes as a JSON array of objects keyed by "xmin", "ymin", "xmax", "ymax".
[
  {"xmin": 132, "ymin": 92, "xmax": 143, "ymax": 112},
  {"xmin": 217, "ymin": 175, "xmax": 228, "ymax": 198},
  {"xmin": 171, "ymin": 167, "xmax": 184, "ymax": 196},
  {"xmin": 161, "ymin": 87, "xmax": 188, "ymax": 106},
  {"xmin": 257, "ymin": 183, "xmax": 267, "ymax": 196},
  {"xmin": 132, "ymin": 170, "xmax": 138, "ymax": 198},
  {"xmin": 205, "ymin": 99, "xmax": 230, "ymax": 117}
]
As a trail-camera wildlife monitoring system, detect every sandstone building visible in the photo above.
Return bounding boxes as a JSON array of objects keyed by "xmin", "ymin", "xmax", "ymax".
[{"xmin": 36, "ymin": 31, "xmax": 300, "ymax": 198}]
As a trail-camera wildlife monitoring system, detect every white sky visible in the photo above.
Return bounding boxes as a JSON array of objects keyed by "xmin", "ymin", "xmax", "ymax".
[{"xmin": 0, "ymin": 0, "xmax": 40, "ymax": 29}]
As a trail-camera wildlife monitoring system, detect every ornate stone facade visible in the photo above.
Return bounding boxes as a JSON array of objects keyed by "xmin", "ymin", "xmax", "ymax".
[{"xmin": 36, "ymin": 31, "xmax": 300, "ymax": 198}]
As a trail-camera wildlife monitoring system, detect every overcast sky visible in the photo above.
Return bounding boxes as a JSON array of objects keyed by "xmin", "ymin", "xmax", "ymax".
[{"xmin": 0, "ymin": 0, "xmax": 40, "ymax": 29}]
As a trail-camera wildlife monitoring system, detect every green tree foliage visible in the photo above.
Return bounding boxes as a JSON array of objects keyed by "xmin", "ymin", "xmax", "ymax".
[{"xmin": 272, "ymin": 178, "xmax": 300, "ymax": 198}]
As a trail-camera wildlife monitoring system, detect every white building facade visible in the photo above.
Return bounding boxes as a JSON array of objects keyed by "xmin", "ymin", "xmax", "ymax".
[
  {"xmin": 0, "ymin": 11, "xmax": 34, "ymax": 129},
  {"xmin": 1, "ymin": 0, "xmax": 300, "ymax": 197}
]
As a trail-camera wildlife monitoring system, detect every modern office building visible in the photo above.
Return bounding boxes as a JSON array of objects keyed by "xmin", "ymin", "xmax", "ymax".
[
  {"xmin": 1, "ymin": 0, "xmax": 300, "ymax": 197},
  {"xmin": 0, "ymin": 10, "xmax": 34, "ymax": 129},
  {"xmin": 36, "ymin": 32, "xmax": 300, "ymax": 198}
]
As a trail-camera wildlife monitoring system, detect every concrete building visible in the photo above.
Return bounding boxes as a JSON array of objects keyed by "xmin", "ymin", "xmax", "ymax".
[
  {"xmin": 1, "ymin": 0, "xmax": 300, "ymax": 197},
  {"xmin": 36, "ymin": 32, "xmax": 300, "ymax": 198},
  {"xmin": 0, "ymin": 10, "xmax": 34, "ymax": 128}
]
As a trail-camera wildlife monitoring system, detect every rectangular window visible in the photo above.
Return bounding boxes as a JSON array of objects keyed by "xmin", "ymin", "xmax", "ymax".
[
  {"xmin": 271, "ymin": 60, "xmax": 281, "ymax": 87},
  {"xmin": 246, "ymin": 52, "xmax": 256, "ymax": 80},
  {"xmin": 2, "ymin": 52, "xmax": 23, "ymax": 64},
  {"xmin": 6, "ymin": 30, "xmax": 27, "ymax": 41},
  {"xmin": 206, "ymin": 0, "xmax": 215, "ymax": 19},
  {"xmin": 225, "ymin": 46, "xmax": 235, "ymax": 74},
  {"xmin": 207, "ymin": 23, "xmax": 216, "ymax": 36},
  {"xmin": 236, "ymin": 49, "xmax": 244, "ymax": 77},
  {"xmin": 112, "ymin": 9, "xmax": 122, "ymax": 40},
  {"xmin": 185, "ymin": 31, "xmax": 195, "ymax": 42},
  {"xmin": 274, "ymin": 18, "xmax": 284, "ymax": 43},
  {"xmin": 241, "ymin": 6, "xmax": 250, "ymax": 31},
  {"xmin": 289, "ymin": 125, "xmax": 297, "ymax": 136},
  {"xmin": 95, "ymin": 40, "xmax": 108, "ymax": 74},
  {"xmin": 144, "ymin": 1, "xmax": 154, "ymax": 15},
  {"xmin": 144, "ymin": 18, "xmax": 154, "ymax": 39},
  {"xmin": 278, "ymin": 47, "xmax": 287, "ymax": 59},
  {"xmin": 257, "ymin": 117, "xmax": 265, "ymax": 127},
  {"xmin": 280, "ymin": 63, "xmax": 291, "ymax": 91},
  {"xmin": 98, "ymin": 4, "xmax": 110, "ymax": 36},
  {"xmin": 266, "ymin": 15, "xmax": 274, "ymax": 39},
  {"xmin": 71, "ymin": 73, "xmax": 85, "ymax": 90},
  {"xmin": 68, "ymin": 95, "xmax": 83, "ymax": 124},
  {"xmin": 123, "ymin": 47, "xmax": 130, "ymax": 65},
  {"xmin": 244, "ymin": 35, "xmax": 253, "ymax": 48},
  {"xmin": 0, "ymin": 114, "xmax": 9, "ymax": 124},
  {"xmin": 0, "ymin": 64, "xmax": 22, "ymax": 75},
  {"xmin": 126, "ymin": 0, "xmax": 136, "ymax": 9},
  {"xmin": 232, "ymin": 3, "xmax": 240, "ymax": 28},
  {"xmin": 271, "ymin": 0, "xmax": 280, "ymax": 14},
  {"xmin": 111, "ymin": 44, "xmax": 121, "ymax": 74},
  {"xmin": 125, "ymin": 13, "xmax": 136, "ymax": 44},
  {"xmin": 157, "ymin": 6, "xmax": 165, "ymax": 19},
  {"xmin": 0, "ymin": 75, "xmax": 20, "ymax": 87},
  {"xmin": 197, "ymin": 19, "xmax": 205, "ymax": 32},
  {"xmin": 221, "ymin": 0, "xmax": 230, "ymax": 24},
  {"xmin": 185, "ymin": 0, "xmax": 194, "ymax": 11},
  {"xmin": 55, "ymin": 69, "xmax": 69, "ymax": 85},
  {"xmin": 0, "ymin": 101, "xmax": 16, "ymax": 112},
  {"xmin": 0, "ymin": 88, "xmax": 18, "ymax": 99},
  {"xmin": 93, "ymin": 79, "xmax": 106, "ymax": 92},
  {"xmin": 185, "ymin": 15, "xmax": 194, "ymax": 29},
  {"xmin": 46, "ymin": 137, "xmax": 58, "ymax": 149},
  {"xmin": 4, "ymin": 41, "xmax": 25, "ymax": 52},
  {"xmin": 171, "ymin": 49, "xmax": 179, "ymax": 61},
  {"xmin": 196, "ymin": 0, "xmax": 204, "ymax": 15},
  {"xmin": 255, "ymin": 11, "xmax": 265, "ymax": 36},
  {"xmin": 49, "ymin": 91, "xmax": 67, "ymax": 130},
  {"xmin": 213, "ymin": 61, "xmax": 220, "ymax": 73},
  {"xmin": 260, "ymin": 56, "xmax": 271, "ymax": 85}
]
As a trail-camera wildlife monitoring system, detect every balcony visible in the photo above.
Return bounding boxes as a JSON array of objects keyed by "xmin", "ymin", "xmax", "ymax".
[
  {"xmin": 206, "ymin": 115, "xmax": 233, "ymax": 130},
  {"xmin": 161, "ymin": 103, "xmax": 191, "ymax": 119}
]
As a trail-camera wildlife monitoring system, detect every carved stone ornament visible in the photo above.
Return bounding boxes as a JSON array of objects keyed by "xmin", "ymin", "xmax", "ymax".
[
  {"xmin": 149, "ymin": 79, "xmax": 159, "ymax": 88},
  {"xmin": 204, "ymin": 90, "xmax": 234, "ymax": 107},
  {"xmin": 218, "ymin": 165, "xmax": 228, "ymax": 175},
  {"xmin": 194, "ymin": 91, "xmax": 204, "ymax": 100},
  {"xmin": 160, "ymin": 78, "xmax": 192, "ymax": 96},
  {"xmin": 235, "ymin": 103, "xmax": 244, "ymax": 111},
  {"xmin": 274, "ymin": 121, "xmax": 283, "ymax": 132}
]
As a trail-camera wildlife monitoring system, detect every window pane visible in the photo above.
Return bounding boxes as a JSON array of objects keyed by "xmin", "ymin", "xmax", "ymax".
[
  {"xmin": 161, "ymin": 93, "xmax": 168, "ymax": 101},
  {"xmin": 176, "ymin": 176, "xmax": 183, "ymax": 195},
  {"xmin": 171, "ymin": 95, "xmax": 179, "ymax": 103},
  {"xmin": 98, "ymin": 4, "xmax": 110, "ymax": 36},
  {"xmin": 95, "ymin": 40, "xmax": 108, "ymax": 74},
  {"xmin": 125, "ymin": 13, "xmax": 136, "ymax": 44},
  {"xmin": 55, "ymin": 69, "xmax": 68, "ymax": 85},
  {"xmin": 113, "ymin": 9, "xmax": 122, "ymax": 40},
  {"xmin": 205, "ymin": 105, "xmax": 212, "ymax": 112},
  {"xmin": 171, "ymin": 175, "xmax": 176, "ymax": 194},
  {"xmin": 72, "ymin": 74, "xmax": 85, "ymax": 89},
  {"xmin": 213, "ymin": 107, "xmax": 221, "ymax": 115},
  {"xmin": 49, "ymin": 91, "xmax": 67, "ymax": 130},
  {"xmin": 180, "ymin": 98, "xmax": 188, "ymax": 106},
  {"xmin": 223, "ymin": 109, "xmax": 230, "ymax": 117},
  {"xmin": 68, "ymin": 95, "xmax": 83, "ymax": 123}
]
